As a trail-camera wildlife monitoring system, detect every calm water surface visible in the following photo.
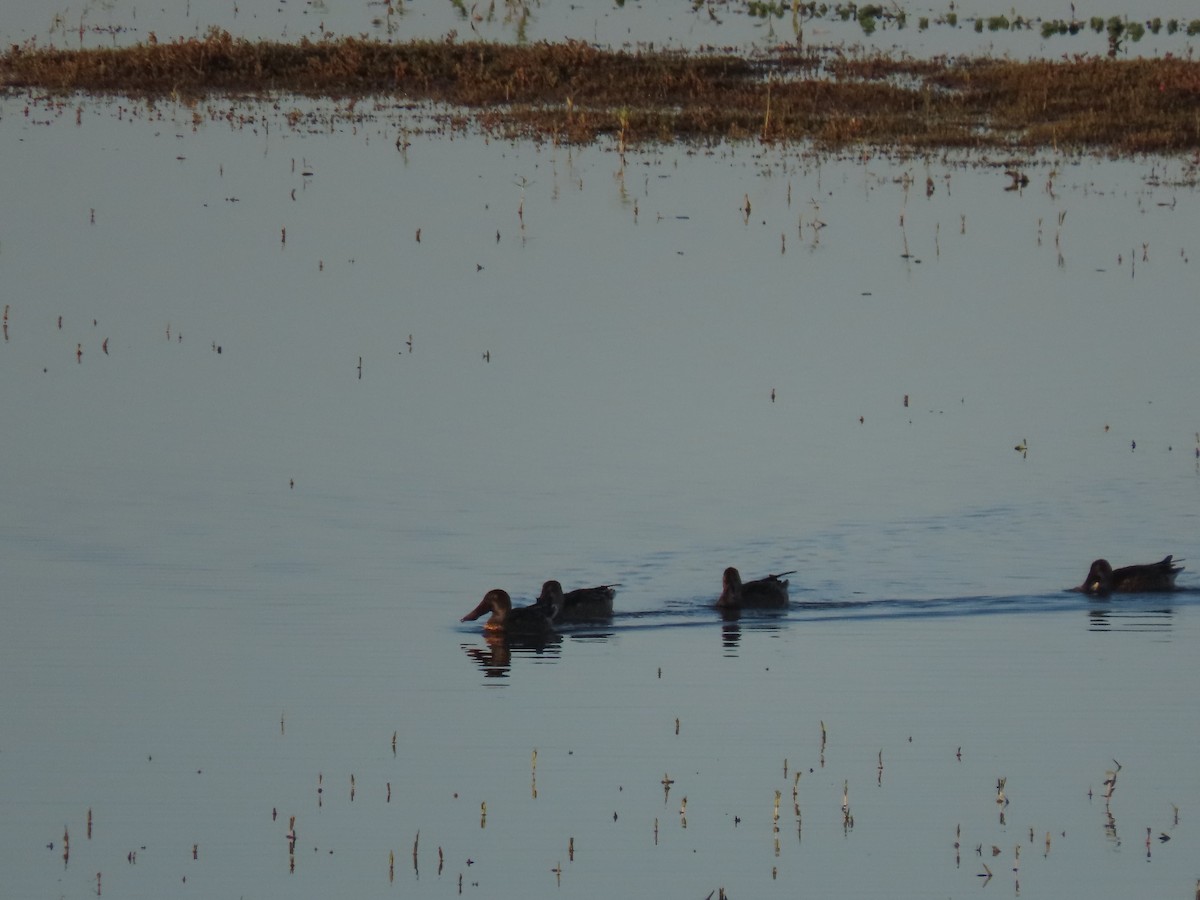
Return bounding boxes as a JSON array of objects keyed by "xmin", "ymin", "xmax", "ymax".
[{"xmin": 3, "ymin": 7, "xmax": 1200, "ymax": 897}]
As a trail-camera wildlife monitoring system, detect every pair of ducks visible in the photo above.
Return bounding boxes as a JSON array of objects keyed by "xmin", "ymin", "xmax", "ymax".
[
  {"xmin": 463, "ymin": 556, "xmax": 1185, "ymax": 635},
  {"xmin": 461, "ymin": 567, "xmax": 794, "ymax": 635}
]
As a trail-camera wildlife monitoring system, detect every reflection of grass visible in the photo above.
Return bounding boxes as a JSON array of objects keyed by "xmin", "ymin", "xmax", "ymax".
[
  {"xmin": 3, "ymin": 31, "xmax": 1199, "ymax": 153},
  {"xmin": 736, "ymin": 1, "xmax": 1200, "ymax": 42}
]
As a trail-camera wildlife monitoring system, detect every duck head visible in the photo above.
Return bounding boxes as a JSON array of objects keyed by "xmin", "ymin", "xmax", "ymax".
[
  {"xmin": 535, "ymin": 580, "xmax": 566, "ymax": 619},
  {"xmin": 717, "ymin": 567, "xmax": 743, "ymax": 607},
  {"xmin": 1077, "ymin": 559, "xmax": 1114, "ymax": 595}
]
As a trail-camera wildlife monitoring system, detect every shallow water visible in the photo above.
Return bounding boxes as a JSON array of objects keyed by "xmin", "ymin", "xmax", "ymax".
[
  {"xmin": 3, "ymin": 9, "xmax": 1200, "ymax": 897},
  {"xmin": 4, "ymin": 0, "xmax": 1199, "ymax": 58}
]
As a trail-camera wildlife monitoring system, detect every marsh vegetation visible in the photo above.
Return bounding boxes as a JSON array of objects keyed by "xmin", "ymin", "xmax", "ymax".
[{"xmin": 3, "ymin": 31, "xmax": 1199, "ymax": 152}]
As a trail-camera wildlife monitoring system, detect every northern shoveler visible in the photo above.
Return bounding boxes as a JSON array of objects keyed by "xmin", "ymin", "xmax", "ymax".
[
  {"xmin": 461, "ymin": 589, "xmax": 555, "ymax": 634},
  {"xmin": 534, "ymin": 580, "xmax": 617, "ymax": 622},
  {"xmin": 716, "ymin": 567, "xmax": 793, "ymax": 609},
  {"xmin": 1071, "ymin": 556, "xmax": 1183, "ymax": 595}
]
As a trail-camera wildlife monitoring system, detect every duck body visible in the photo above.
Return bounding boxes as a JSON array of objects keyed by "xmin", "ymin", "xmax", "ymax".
[
  {"xmin": 1072, "ymin": 556, "xmax": 1183, "ymax": 595},
  {"xmin": 461, "ymin": 589, "xmax": 555, "ymax": 635},
  {"xmin": 534, "ymin": 580, "xmax": 617, "ymax": 622},
  {"xmin": 717, "ymin": 567, "xmax": 793, "ymax": 609}
]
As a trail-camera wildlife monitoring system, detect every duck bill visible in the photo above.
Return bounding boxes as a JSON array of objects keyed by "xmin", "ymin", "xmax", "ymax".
[{"xmin": 461, "ymin": 596, "xmax": 493, "ymax": 622}]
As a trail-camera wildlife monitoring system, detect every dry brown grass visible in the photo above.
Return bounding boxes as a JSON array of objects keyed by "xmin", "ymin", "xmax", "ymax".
[{"xmin": 3, "ymin": 31, "xmax": 1199, "ymax": 152}]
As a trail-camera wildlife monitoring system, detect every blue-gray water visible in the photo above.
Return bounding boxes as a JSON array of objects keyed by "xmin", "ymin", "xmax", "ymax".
[{"xmin": 3, "ymin": 5, "xmax": 1200, "ymax": 898}]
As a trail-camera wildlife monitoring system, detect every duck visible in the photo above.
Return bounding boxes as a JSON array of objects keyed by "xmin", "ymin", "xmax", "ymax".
[
  {"xmin": 716, "ymin": 567, "xmax": 794, "ymax": 609},
  {"xmin": 534, "ymin": 580, "xmax": 617, "ymax": 622},
  {"xmin": 1071, "ymin": 556, "xmax": 1183, "ymax": 595},
  {"xmin": 461, "ymin": 589, "xmax": 555, "ymax": 634}
]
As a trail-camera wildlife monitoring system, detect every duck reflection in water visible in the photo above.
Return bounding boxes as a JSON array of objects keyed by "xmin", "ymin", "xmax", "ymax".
[
  {"xmin": 1087, "ymin": 605, "xmax": 1175, "ymax": 635},
  {"xmin": 716, "ymin": 567, "xmax": 794, "ymax": 617},
  {"xmin": 1070, "ymin": 556, "xmax": 1183, "ymax": 596},
  {"xmin": 462, "ymin": 631, "xmax": 562, "ymax": 678},
  {"xmin": 721, "ymin": 620, "xmax": 742, "ymax": 651},
  {"xmin": 532, "ymin": 580, "xmax": 618, "ymax": 623}
]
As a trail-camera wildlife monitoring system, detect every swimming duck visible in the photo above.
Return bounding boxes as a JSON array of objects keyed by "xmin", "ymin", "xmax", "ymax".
[
  {"xmin": 1072, "ymin": 556, "xmax": 1183, "ymax": 595},
  {"xmin": 717, "ymin": 567, "xmax": 794, "ymax": 609},
  {"xmin": 461, "ymin": 589, "xmax": 555, "ymax": 634},
  {"xmin": 534, "ymin": 580, "xmax": 617, "ymax": 622}
]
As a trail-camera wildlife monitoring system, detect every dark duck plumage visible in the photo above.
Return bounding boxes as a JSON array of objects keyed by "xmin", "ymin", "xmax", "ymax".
[
  {"xmin": 1071, "ymin": 556, "xmax": 1183, "ymax": 595},
  {"xmin": 461, "ymin": 589, "xmax": 555, "ymax": 634},
  {"xmin": 533, "ymin": 580, "xmax": 617, "ymax": 622},
  {"xmin": 716, "ymin": 567, "xmax": 793, "ymax": 609}
]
